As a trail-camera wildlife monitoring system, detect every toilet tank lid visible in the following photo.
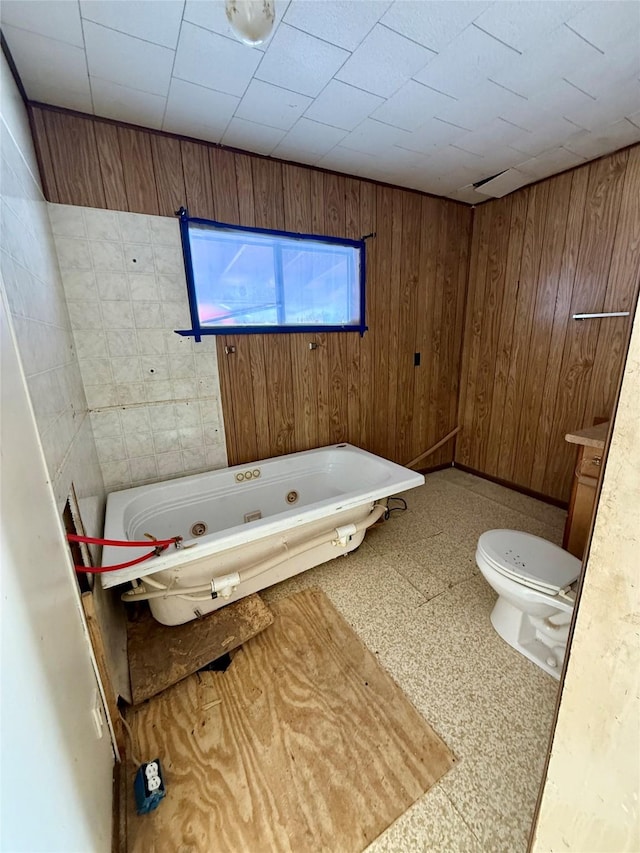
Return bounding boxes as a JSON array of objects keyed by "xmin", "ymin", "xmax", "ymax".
[{"xmin": 478, "ymin": 530, "xmax": 581, "ymax": 590}]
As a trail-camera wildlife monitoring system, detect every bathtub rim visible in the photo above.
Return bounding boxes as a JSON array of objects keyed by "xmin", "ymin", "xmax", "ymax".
[{"xmin": 100, "ymin": 443, "xmax": 424, "ymax": 589}]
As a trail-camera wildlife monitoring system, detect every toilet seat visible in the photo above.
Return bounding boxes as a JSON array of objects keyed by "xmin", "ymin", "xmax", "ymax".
[{"xmin": 477, "ymin": 530, "xmax": 581, "ymax": 595}]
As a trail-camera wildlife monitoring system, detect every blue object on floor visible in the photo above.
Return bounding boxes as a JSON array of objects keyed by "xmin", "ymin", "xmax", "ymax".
[{"xmin": 134, "ymin": 759, "xmax": 166, "ymax": 815}]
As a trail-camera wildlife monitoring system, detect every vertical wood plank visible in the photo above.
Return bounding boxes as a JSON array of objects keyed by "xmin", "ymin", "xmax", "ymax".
[
  {"xmin": 499, "ymin": 180, "xmax": 550, "ymax": 483},
  {"xmin": 94, "ymin": 122, "xmax": 128, "ymax": 211},
  {"xmin": 42, "ymin": 111, "xmax": 106, "ymax": 208},
  {"xmin": 370, "ymin": 186, "xmax": 392, "ymax": 458},
  {"xmin": 426, "ymin": 203, "xmax": 451, "ymax": 466},
  {"xmin": 215, "ymin": 336, "xmax": 241, "ymax": 465},
  {"xmin": 358, "ymin": 181, "xmax": 377, "ymax": 452},
  {"xmin": 265, "ymin": 335, "xmax": 296, "ymax": 456},
  {"xmin": 412, "ymin": 198, "xmax": 442, "ymax": 464},
  {"xmin": 483, "ymin": 191, "xmax": 527, "ymax": 477},
  {"xmin": 28, "ymin": 106, "xmax": 59, "ymax": 202},
  {"xmin": 448, "ymin": 205, "xmax": 472, "ymax": 457},
  {"xmin": 384, "ymin": 189, "xmax": 403, "ymax": 460},
  {"xmin": 516, "ymin": 172, "xmax": 573, "ymax": 484},
  {"xmin": 118, "ymin": 127, "xmax": 159, "ymax": 214},
  {"xmin": 457, "ymin": 202, "xmax": 493, "ymax": 465},
  {"xmin": 181, "ymin": 140, "xmax": 215, "ymax": 220},
  {"xmin": 283, "ymin": 163, "xmax": 312, "ymax": 233},
  {"xmin": 469, "ymin": 196, "xmax": 511, "ymax": 472},
  {"xmin": 210, "ymin": 148, "xmax": 240, "ymax": 223},
  {"xmin": 235, "ymin": 154, "xmax": 255, "ymax": 226},
  {"xmin": 151, "ymin": 135, "xmax": 185, "ymax": 217},
  {"xmin": 252, "ymin": 159, "xmax": 284, "ymax": 230},
  {"xmin": 437, "ymin": 202, "xmax": 470, "ymax": 467},
  {"xmin": 396, "ymin": 192, "xmax": 421, "ymax": 463},
  {"xmin": 218, "ymin": 335, "xmax": 259, "ymax": 465},
  {"xmin": 248, "ymin": 335, "xmax": 273, "ymax": 460}
]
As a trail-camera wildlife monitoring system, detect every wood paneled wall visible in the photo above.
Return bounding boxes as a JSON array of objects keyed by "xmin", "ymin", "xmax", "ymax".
[
  {"xmin": 30, "ymin": 105, "xmax": 472, "ymax": 468},
  {"xmin": 457, "ymin": 146, "xmax": 640, "ymax": 502}
]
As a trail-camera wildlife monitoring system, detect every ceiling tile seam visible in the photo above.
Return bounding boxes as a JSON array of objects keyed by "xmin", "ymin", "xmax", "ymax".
[
  {"xmin": 224, "ymin": 114, "xmax": 292, "ymax": 136},
  {"xmin": 558, "ymin": 145, "xmax": 588, "ymax": 162},
  {"xmin": 90, "ymin": 73, "xmax": 170, "ymax": 101},
  {"xmin": 171, "ymin": 72, "xmax": 245, "ymax": 101},
  {"xmin": 432, "ymin": 116, "xmax": 474, "ymax": 132},
  {"xmin": 0, "ymin": 20, "xmax": 81, "ymax": 50},
  {"xmin": 77, "ymin": 1, "xmax": 95, "ymax": 116},
  {"xmin": 564, "ymin": 115, "xmax": 589, "ymax": 131},
  {"xmin": 408, "ymin": 76, "xmax": 456, "ymax": 100},
  {"xmin": 370, "ymin": 115, "xmax": 427, "ymax": 132},
  {"xmin": 287, "ymin": 2, "xmax": 391, "ymax": 54},
  {"xmin": 469, "ymin": 22, "xmax": 523, "ymax": 56},
  {"xmin": 276, "ymin": 20, "xmax": 359, "ymax": 54},
  {"xmin": 486, "ymin": 78, "xmax": 528, "ymax": 101},
  {"xmin": 627, "ymin": 114, "xmax": 640, "ymax": 130},
  {"xmin": 449, "ymin": 144, "xmax": 485, "ymax": 159},
  {"xmin": 411, "ymin": 81, "xmax": 458, "ymax": 102},
  {"xmin": 563, "ymin": 23, "xmax": 606, "ymax": 56},
  {"xmin": 374, "ymin": 21, "xmax": 439, "ymax": 56},
  {"xmin": 498, "ymin": 116, "xmax": 532, "ymax": 134},
  {"xmin": 562, "ymin": 77, "xmax": 597, "ymax": 101},
  {"xmin": 290, "ymin": 113, "xmax": 354, "ymax": 135},
  {"xmin": 160, "ymin": 3, "xmax": 187, "ymax": 131},
  {"xmin": 79, "ymin": 17, "xmax": 177, "ymax": 54},
  {"xmin": 177, "ymin": 17, "xmax": 247, "ymax": 47}
]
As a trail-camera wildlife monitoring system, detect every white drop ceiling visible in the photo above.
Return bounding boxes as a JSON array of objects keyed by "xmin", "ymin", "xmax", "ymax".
[{"xmin": 1, "ymin": 0, "xmax": 639, "ymax": 202}]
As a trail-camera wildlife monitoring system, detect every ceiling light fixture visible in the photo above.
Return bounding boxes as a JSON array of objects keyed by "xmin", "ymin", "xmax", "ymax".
[{"xmin": 225, "ymin": 0, "xmax": 276, "ymax": 46}]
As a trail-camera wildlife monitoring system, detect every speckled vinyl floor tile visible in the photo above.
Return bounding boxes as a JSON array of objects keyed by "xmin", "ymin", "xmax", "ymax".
[{"xmin": 366, "ymin": 783, "xmax": 481, "ymax": 853}]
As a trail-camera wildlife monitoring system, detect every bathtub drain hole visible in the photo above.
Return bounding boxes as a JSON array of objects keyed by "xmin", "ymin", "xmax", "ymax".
[
  {"xmin": 191, "ymin": 521, "xmax": 208, "ymax": 537},
  {"xmin": 286, "ymin": 490, "xmax": 299, "ymax": 504}
]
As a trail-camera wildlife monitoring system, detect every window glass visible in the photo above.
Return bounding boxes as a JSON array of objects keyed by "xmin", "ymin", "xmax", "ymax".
[{"xmin": 178, "ymin": 213, "xmax": 366, "ymax": 338}]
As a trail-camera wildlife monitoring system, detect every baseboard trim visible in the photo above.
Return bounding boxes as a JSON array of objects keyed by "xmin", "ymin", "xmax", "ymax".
[
  {"xmin": 452, "ymin": 463, "xmax": 568, "ymax": 510},
  {"xmin": 416, "ymin": 461, "xmax": 453, "ymax": 476}
]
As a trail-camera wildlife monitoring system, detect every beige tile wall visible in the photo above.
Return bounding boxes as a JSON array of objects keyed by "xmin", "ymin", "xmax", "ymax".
[
  {"xmin": 0, "ymin": 90, "xmax": 103, "ymax": 510},
  {"xmin": 49, "ymin": 204, "xmax": 227, "ymax": 490}
]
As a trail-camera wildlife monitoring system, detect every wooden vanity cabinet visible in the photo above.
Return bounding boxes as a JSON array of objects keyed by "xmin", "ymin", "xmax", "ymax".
[{"xmin": 563, "ymin": 422, "xmax": 609, "ymax": 561}]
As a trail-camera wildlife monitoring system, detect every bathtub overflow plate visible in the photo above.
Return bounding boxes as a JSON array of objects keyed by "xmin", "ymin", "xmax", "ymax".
[
  {"xmin": 286, "ymin": 490, "xmax": 299, "ymax": 504},
  {"xmin": 191, "ymin": 521, "xmax": 208, "ymax": 537}
]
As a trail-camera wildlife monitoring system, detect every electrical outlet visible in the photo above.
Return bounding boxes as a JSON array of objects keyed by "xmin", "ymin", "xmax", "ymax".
[{"xmin": 135, "ymin": 759, "xmax": 166, "ymax": 815}]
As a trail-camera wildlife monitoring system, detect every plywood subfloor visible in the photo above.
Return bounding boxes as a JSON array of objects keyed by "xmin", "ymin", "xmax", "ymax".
[
  {"xmin": 125, "ymin": 588, "xmax": 455, "ymax": 852},
  {"xmin": 127, "ymin": 594, "xmax": 274, "ymax": 705}
]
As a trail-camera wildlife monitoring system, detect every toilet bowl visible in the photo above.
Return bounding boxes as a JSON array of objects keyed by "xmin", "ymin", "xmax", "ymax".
[{"xmin": 476, "ymin": 530, "xmax": 581, "ymax": 679}]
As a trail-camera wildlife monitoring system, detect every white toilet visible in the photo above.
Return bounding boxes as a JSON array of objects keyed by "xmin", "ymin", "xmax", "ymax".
[{"xmin": 476, "ymin": 530, "xmax": 581, "ymax": 679}]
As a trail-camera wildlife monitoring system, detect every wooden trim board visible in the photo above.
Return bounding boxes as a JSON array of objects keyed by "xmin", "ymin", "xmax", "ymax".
[
  {"xmin": 127, "ymin": 594, "xmax": 274, "ymax": 705},
  {"xmin": 125, "ymin": 588, "xmax": 455, "ymax": 852}
]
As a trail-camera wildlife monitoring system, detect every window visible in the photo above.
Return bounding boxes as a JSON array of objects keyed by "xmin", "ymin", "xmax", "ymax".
[{"xmin": 175, "ymin": 208, "xmax": 366, "ymax": 340}]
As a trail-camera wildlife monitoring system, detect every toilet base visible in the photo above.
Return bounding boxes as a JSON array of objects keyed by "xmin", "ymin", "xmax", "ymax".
[{"xmin": 490, "ymin": 596, "xmax": 567, "ymax": 680}]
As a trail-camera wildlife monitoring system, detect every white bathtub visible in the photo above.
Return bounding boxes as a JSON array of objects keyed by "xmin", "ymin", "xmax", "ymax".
[{"xmin": 101, "ymin": 443, "xmax": 424, "ymax": 625}]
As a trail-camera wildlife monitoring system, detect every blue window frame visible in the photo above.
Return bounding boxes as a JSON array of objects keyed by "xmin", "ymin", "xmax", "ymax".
[{"xmin": 175, "ymin": 208, "xmax": 367, "ymax": 341}]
